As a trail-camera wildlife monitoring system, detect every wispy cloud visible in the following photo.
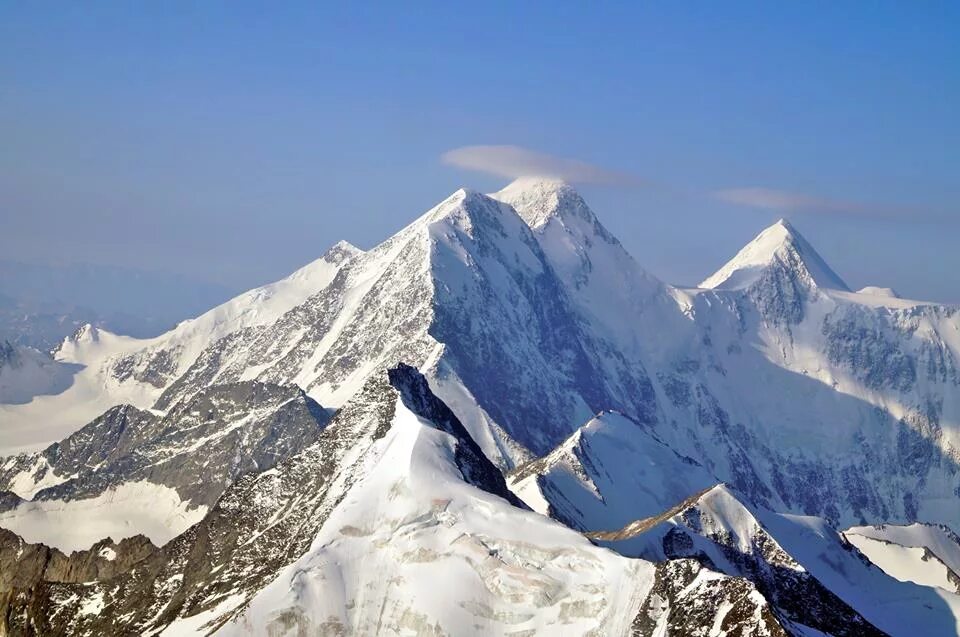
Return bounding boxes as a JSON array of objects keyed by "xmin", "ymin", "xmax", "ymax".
[
  {"xmin": 441, "ymin": 145, "xmax": 640, "ymax": 185},
  {"xmin": 711, "ymin": 186, "xmax": 943, "ymax": 222},
  {"xmin": 713, "ymin": 187, "xmax": 870, "ymax": 215}
]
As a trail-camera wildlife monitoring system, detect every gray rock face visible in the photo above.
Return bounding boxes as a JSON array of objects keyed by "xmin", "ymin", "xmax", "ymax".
[
  {"xmin": 1, "ymin": 381, "xmax": 330, "ymax": 511},
  {"xmin": 0, "ymin": 529, "xmax": 158, "ymax": 593},
  {"xmin": 632, "ymin": 558, "xmax": 789, "ymax": 637}
]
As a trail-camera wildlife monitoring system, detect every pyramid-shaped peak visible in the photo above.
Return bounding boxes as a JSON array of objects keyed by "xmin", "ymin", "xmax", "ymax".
[
  {"xmin": 700, "ymin": 218, "xmax": 849, "ymax": 292},
  {"xmin": 417, "ymin": 186, "xmax": 514, "ymax": 232}
]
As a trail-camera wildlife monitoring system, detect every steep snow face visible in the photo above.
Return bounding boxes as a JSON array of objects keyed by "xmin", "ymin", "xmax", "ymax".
[
  {"xmin": 662, "ymin": 275, "xmax": 960, "ymax": 530},
  {"xmin": 759, "ymin": 510, "xmax": 960, "ymax": 636},
  {"xmin": 4, "ymin": 185, "xmax": 647, "ymax": 464},
  {"xmin": 845, "ymin": 523, "xmax": 960, "ymax": 593},
  {"xmin": 509, "ymin": 411, "xmax": 716, "ymax": 532},
  {"xmin": 428, "ymin": 187, "xmax": 666, "ymax": 457},
  {"xmin": 492, "ymin": 178, "xmax": 666, "ymax": 352},
  {"xmin": 37, "ymin": 184, "xmax": 663, "ymax": 463},
  {"xmin": 635, "ymin": 217, "xmax": 960, "ymax": 532},
  {"xmin": 700, "ymin": 219, "xmax": 850, "ymax": 292}
]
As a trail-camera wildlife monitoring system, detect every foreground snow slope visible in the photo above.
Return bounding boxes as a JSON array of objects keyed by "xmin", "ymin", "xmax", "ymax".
[{"xmin": 217, "ymin": 371, "xmax": 650, "ymax": 636}]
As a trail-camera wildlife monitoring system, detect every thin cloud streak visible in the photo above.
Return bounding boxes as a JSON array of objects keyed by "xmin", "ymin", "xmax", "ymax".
[
  {"xmin": 712, "ymin": 187, "xmax": 949, "ymax": 222},
  {"xmin": 714, "ymin": 187, "xmax": 869, "ymax": 214},
  {"xmin": 442, "ymin": 145, "xmax": 643, "ymax": 185}
]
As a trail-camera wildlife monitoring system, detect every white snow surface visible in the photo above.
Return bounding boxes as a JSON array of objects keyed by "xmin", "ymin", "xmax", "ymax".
[
  {"xmin": 858, "ymin": 286, "xmax": 901, "ymax": 299},
  {"xmin": 510, "ymin": 411, "xmax": 716, "ymax": 532},
  {"xmin": 846, "ymin": 534, "xmax": 958, "ymax": 593},
  {"xmin": 0, "ymin": 453, "xmax": 71, "ymax": 499},
  {"xmin": 760, "ymin": 509, "xmax": 960, "ymax": 636},
  {"xmin": 0, "ymin": 480, "xmax": 207, "ymax": 552},
  {"xmin": 846, "ymin": 523, "xmax": 960, "ymax": 593}
]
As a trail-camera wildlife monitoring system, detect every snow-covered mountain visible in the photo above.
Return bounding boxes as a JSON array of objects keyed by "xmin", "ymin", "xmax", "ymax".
[{"xmin": 1, "ymin": 177, "xmax": 959, "ymax": 635}]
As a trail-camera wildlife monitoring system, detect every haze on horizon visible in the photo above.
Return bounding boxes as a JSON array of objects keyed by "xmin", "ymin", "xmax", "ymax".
[{"xmin": 1, "ymin": 3, "xmax": 957, "ymax": 304}]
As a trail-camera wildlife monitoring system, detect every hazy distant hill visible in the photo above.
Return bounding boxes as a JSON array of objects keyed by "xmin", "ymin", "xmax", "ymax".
[{"xmin": 0, "ymin": 260, "xmax": 236, "ymax": 350}]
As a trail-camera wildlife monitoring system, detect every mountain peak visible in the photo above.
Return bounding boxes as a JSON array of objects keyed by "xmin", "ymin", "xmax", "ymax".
[
  {"xmin": 858, "ymin": 286, "xmax": 901, "ymax": 299},
  {"xmin": 315, "ymin": 240, "xmax": 362, "ymax": 269},
  {"xmin": 490, "ymin": 177, "xmax": 590, "ymax": 230},
  {"xmin": 700, "ymin": 218, "xmax": 849, "ymax": 291}
]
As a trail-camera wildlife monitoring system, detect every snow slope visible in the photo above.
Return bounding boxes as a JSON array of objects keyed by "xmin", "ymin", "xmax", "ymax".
[
  {"xmin": 509, "ymin": 410, "xmax": 716, "ymax": 532},
  {"xmin": 0, "ymin": 480, "xmax": 205, "ymax": 551},
  {"xmin": 845, "ymin": 523, "xmax": 960, "ymax": 593}
]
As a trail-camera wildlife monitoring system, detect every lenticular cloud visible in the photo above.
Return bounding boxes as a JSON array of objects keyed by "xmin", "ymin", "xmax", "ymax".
[{"xmin": 441, "ymin": 144, "xmax": 639, "ymax": 185}]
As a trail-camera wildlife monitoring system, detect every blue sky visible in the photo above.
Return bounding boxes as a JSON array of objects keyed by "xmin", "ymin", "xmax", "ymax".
[{"xmin": 2, "ymin": 3, "xmax": 958, "ymax": 301}]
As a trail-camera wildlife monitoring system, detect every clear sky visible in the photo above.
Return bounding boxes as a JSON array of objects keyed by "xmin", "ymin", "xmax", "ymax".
[{"xmin": 2, "ymin": 3, "xmax": 958, "ymax": 301}]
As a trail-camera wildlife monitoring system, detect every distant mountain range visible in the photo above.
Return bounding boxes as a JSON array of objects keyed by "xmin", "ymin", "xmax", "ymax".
[
  {"xmin": 1, "ymin": 178, "xmax": 958, "ymax": 636},
  {"xmin": 0, "ymin": 260, "xmax": 237, "ymax": 350}
]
